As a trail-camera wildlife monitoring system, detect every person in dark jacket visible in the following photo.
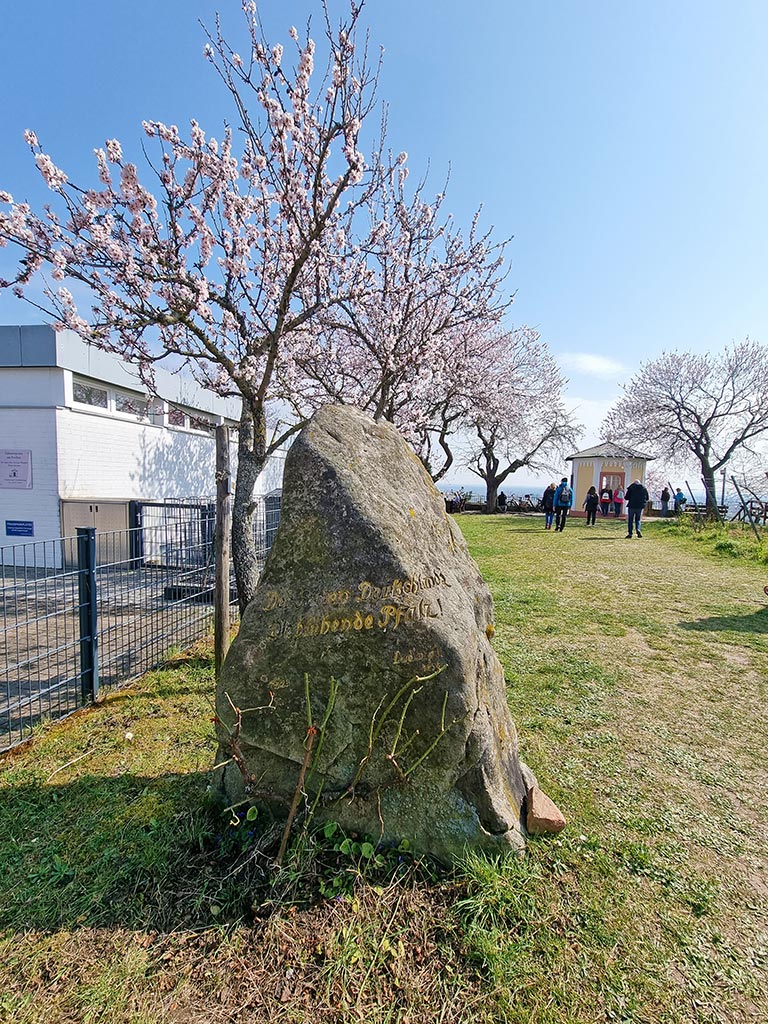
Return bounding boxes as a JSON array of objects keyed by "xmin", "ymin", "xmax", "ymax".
[
  {"xmin": 599, "ymin": 486, "xmax": 612, "ymax": 516},
  {"xmin": 625, "ymin": 479, "xmax": 650, "ymax": 538},
  {"xmin": 553, "ymin": 477, "xmax": 573, "ymax": 532},
  {"xmin": 541, "ymin": 483, "xmax": 557, "ymax": 530},
  {"xmin": 660, "ymin": 486, "xmax": 671, "ymax": 517},
  {"xmin": 583, "ymin": 486, "xmax": 600, "ymax": 525}
]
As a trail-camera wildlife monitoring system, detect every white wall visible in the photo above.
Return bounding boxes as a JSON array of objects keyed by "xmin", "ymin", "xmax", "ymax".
[
  {"xmin": 0, "ymin": 406, "xmax": 62, "ymax": 555},
  {"xmin": 0, "ymin": 366, "xmax": 67, "ymax": 408},
  {"xmin": 56, "ymin": 407, "xmax": 222, "ymax": 500},
  {"xmin": 56, "ymin": 407, "xmax": 284, "ymax": 500}
]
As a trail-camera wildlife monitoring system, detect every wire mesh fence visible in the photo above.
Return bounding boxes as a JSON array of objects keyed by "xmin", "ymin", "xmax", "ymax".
[{"xmin": 0, "ymin": 495, "xmax": 281, "ymax": 753}]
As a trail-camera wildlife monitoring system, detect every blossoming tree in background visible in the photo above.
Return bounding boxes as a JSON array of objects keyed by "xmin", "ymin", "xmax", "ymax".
[
  {"xmin": 465, "ymin": 328, "xmax": 581, "ymax": 512},
  {"xmin": 0, "ymin": 2, "xmax": 386, "ymax": 608},
  {"xmin": 284, "ymin": 158, "xmax": 513, "ymax": 478},
  {"xmin": 601, "ymin": 340, "xmax": 768, "ymax": 511}
]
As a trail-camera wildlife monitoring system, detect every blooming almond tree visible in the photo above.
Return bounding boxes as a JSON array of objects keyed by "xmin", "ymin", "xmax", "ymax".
[
  {"xmin": 601, "ymin": 340, "xmax": 768, "ymax": 511},
  {"xmin": 0, "ymin": 1, "xmax": 387, "ymax": 609},
  {"xmin": 282, "ymin": 159, "xmax": 512, "ymax": 461},
  {"xmin": 465, "ymin": 329, "xmax": 581, "ymax": 512}
]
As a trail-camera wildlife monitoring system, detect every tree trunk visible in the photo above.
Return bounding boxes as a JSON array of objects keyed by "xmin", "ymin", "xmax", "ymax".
[
  {"xmin": 485, "ymin": 478, "xmax": 499, "ymax": 514},
  {"xmin": 232, "ymin": 399, "xmax": 268, "ymax": 612},
  {"xmin": 700, "ymin": 463, "xmax": 718, "ymax": 514}
]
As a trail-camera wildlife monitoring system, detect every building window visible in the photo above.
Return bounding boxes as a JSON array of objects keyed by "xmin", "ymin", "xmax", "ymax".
[
  {"xmin": 73, "ymin": 380, "xmax": 108, "ymax": 408},
  {"xmin": 189, "ymin": 413, "xmax": 215, "ymax": 434},
  {"xmin": 115, "ymin": 391, "xmax": 148, "ymax": 418},
  {"xmin": 71, "ymin": 377, "xmax": 220, "ymax": 434},
  {"xmin": 149, "ymin": 399, "xmax": 165, "ymax": 425}
]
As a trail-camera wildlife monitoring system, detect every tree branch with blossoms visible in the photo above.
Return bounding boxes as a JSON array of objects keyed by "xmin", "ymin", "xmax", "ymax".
[
  {"xmin": 601, "ymin": 339, "xmax": 768, "ymax": 511},
  {"xmin": 464, "ymin": 329, "xmax": 581, "ymax": 511},
  {"xmin": 0, "ymin": 0, "xmax": 384, "ymax": 609},
  {"xmin": 280, "ymin": 157, "xmax": 513, "ymax": 466}
]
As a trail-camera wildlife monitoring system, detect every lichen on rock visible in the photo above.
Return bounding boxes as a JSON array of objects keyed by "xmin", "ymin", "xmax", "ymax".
[{"xmin": 214, "ymin": 405, "xmax": 531, "ymax": 862}]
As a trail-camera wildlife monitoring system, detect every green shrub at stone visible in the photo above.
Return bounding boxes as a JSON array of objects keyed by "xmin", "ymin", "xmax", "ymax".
[{"xmin": 214, "ymin": 405, "xmax": 554, "ymax": 861}]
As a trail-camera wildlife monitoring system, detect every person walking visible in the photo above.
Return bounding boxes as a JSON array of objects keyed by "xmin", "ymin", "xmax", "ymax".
[
  {"xmin": 613, "ymin": 485, "xmax": 625, "ymax": 518},
  {"xmin": 599, "ymin": 485, "xmax": 612, "ymax": 516},
  {"xmin": 660, "ymin": 486, "xmax": 671, "ymax": 517},
  {"xmin": 553, "ymin": 477, "xmax": 573, "ymax": 532},
  {"xmin": 625, "ymin": 479, "xmax": 650, "ymax": 538},
  {"xmin": 542, "ymin": 482, "xmax": 556, "ymax": 530},
  {"xmin": 583, "ymin": 486, "xmax": 599, "ymax": 525}
]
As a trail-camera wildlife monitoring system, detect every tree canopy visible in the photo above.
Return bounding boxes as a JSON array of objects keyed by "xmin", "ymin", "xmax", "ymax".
[
  {"xmin": 602, "ymin": 340, "xmax": 768, "ymax": 508},
  {"xmin": 0, "ymin": 0, "xmax": 553, "ymax": 600}
]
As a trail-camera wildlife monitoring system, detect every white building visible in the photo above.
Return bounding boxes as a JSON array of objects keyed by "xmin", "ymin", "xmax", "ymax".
[
  {"xmin": 565, "ymin": 441, "xmax": 654, "ymax": 514},
  {"xmin": 0, "ymin": 325, "xmax": 283, "ymax": 559}
]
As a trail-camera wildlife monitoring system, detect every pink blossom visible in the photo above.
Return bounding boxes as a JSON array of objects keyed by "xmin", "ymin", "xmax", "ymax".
[
  {"xmin": 23, "ymin": 129, "xmax": 38, "ymax": 147},
  {"xmin": 34, "ymin": 153, "xmax": 68, "ymax": 190},
  {"xmin": 51, "ymin": 250, "xmax": 67, "ymax": 280}
]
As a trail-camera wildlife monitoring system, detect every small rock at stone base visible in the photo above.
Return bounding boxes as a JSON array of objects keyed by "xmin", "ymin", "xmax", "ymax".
[{"xmin": 526, "ymin": 786, "xmax": 566, "ymax": 835}]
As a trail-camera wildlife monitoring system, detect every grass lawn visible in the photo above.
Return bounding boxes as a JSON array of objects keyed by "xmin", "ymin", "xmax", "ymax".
[{"xmin": 0, "ymin": 514, "xmax": 766, "ymax": 1023}]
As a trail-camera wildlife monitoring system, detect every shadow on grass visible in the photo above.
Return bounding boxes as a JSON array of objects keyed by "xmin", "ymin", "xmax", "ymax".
[
  {"xmin": 575, "ymin": 536, "xmax": 623, "ymax": 542},
  {"xmin": 0, "ymin": 770, "xmax": 256, "ymax": 933},
  {"xmin": 679, "ymin": 610, "xmax": 768, "ymax": 634},
  {"xmin": 102, "ymin": 684, "xmax": 214, "ymax": 703}
]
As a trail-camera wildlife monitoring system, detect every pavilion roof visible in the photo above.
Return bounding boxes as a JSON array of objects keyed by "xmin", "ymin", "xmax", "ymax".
[{"xmin": 565, "ymin": 441, "xmax": 655, "ymax": 462}]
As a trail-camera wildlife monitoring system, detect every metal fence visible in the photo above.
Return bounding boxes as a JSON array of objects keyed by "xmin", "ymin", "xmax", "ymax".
[{"xmin": 0, "ymin": 495, "xmax": 281, "ymax": 753}]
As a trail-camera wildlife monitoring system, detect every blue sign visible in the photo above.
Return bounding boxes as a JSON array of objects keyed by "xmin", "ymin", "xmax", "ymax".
[{"xmin": 5, "ymin": 520, "xmax": 34, "ymax": 537}]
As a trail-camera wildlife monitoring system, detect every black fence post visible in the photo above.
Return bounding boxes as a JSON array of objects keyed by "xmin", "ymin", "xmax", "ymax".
[
  {"xmin": 128, "ymin": 500, "xmax": 144, "ymax": 568},
  {"xmin": 77, "ymin": 526, "xmax": 99, "ymax": 703}
]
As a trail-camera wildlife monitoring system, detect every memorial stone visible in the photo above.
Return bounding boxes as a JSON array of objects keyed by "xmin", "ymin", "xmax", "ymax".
[{"xmin": 214, "ymin": 405, "xmax": 550, "ymax": 861}]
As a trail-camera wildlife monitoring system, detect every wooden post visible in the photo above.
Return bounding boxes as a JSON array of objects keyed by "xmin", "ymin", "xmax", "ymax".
[
  {"xmin": 731, "ymin": 476, "xmax": 761, "ymax": 541},
  {"xmin": 684, "ymin": 480, "xmax": 702, "ymax": 521},
  {"xmin": 215, "ymin": 424, "xmax": 232, "ymax": 679}
]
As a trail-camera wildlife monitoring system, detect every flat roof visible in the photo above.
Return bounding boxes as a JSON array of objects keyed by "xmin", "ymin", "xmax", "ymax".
[{"xmin": 0, "ymin": 325, "xmax": 241, "ymax": 419}]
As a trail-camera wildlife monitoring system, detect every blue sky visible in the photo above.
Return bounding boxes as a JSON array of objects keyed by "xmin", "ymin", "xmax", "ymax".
[{"xmin": 1, "ymin": 1, "xmax": 766, "ymax": 484}]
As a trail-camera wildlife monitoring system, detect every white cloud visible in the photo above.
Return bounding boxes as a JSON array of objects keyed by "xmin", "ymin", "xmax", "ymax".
[
  {"xmin": 558, "ymin": 352, "xmax": 629, "ymax": 378},
  {"xmin": 564, "ymin": 394, "xmax": 617, "ymax": 446}
]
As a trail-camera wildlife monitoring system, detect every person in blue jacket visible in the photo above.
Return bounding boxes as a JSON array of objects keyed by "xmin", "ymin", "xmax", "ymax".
[{"xmin": 553, "ymin": 477, "xmax": 573, "ymax": 532}]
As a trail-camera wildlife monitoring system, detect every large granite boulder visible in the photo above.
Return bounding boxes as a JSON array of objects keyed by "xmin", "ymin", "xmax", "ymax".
[{"xmin": 214, "ymin": 405, "xmax": 531, "ymax": 861}]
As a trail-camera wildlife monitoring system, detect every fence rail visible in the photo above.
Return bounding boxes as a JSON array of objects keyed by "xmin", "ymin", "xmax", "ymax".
[{"xmin": 0, "ymin": 495, "xmax": 280, "ymax": 753}]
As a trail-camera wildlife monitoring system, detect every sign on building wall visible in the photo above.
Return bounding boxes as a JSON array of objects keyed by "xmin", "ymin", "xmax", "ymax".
[
  {"xmin": 0, "ymin": 450, "xmax": 33, "ymax": 489},
  {"xmin": 5, "ymin": 520, "xmax": 34, "ymax": 537}
]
